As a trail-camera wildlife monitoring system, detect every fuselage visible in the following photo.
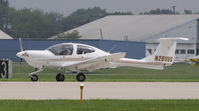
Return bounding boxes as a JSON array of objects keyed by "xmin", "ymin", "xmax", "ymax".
[
  {"xmin": 15, "ymin": 38, "xmax": 186, "ymax": 82},
  {"xmin": 17, "ymin": 43, "xmax": 110, "ymax": 69},
  {"xmin": 17, "ymin": 41, "xmax": 175, "ymax": 71}
]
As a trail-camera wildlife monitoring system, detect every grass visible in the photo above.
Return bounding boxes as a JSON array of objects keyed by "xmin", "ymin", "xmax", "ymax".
[
  {"xmin": 1, "ymin": 64, "xmax": 199, "ymax": 111},
  {"xmin": 0, "ymin": 100, "xmax": 199, "ymax": 111},
  {"xmin": 2, "ymin": 62, "xmax": 199, "ymax": 82}
]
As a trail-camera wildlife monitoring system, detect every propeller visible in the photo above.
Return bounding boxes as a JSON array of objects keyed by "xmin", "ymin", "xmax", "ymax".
[
  {"xmin": 19, "ymin": 38, "xmax": 23, "ymax": 52},
  {"xmin": 18, "ymin": 38, "xmax": 24, "ymax": 64}
]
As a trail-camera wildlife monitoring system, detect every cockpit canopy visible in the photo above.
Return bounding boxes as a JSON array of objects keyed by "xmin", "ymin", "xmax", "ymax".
[
  {"xmin": 47, "ymin": 44, "xmax": 73, "ymax": 55},
  {"xmin": 47, "ymin": 43, "xmax": 95, "ymax": 56},
  {"xmin": 77, "ymin": 45, "xmax": 95, "ymax": 55}
]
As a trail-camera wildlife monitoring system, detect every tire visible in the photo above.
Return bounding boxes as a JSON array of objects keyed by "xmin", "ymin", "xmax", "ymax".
[
  {"xmin": 31, "ymin": 74, "xmax": 38, "ymax": 82},
  {"xmin": 56, "ymin": 73, "xmax": 65, "ymax": 82},
  {"xmin": 76, "ymin": 73, "xmax": 86, "ymax": 82}
]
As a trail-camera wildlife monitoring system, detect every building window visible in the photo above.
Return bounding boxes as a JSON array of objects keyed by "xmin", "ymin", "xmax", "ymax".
[
  {"xmin": 180, "ymin": 49, "xmax": 186, "ymax": 54},
  {"xmin": 175, "ymin": 49, "xmax": 179, "ymax": 54},
  {"xmin": 188, "ymin": 49, "xmax": 194, "ymax": 54}
]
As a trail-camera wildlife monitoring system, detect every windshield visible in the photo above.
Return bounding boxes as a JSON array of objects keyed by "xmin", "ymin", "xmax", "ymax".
[{"xmin": 47, "ymin": 44, "xmax": 73, "ymax": 55}]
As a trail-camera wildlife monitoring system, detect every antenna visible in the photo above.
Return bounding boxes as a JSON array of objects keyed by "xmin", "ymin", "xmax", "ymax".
[
  {"xmin": 108, "ymin": 44, "xmax": 117, "ymax": 53},
  {"xmin": 100, "ymin": 28, "xmax": 103, "ymax": 40},
  {"xmin": 19, "ymin": 38, "xmax": 23, "ymax": 52}
]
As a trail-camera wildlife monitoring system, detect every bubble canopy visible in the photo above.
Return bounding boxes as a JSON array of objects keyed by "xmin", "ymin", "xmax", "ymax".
[{"xmin": 47, "ymin": 43, "xmax": 95, "ymax": 56}]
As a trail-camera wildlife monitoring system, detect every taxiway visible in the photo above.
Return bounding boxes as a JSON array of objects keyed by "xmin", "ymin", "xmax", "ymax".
[{"xmin": 0, "ymin": 82, "xmax": 198, "ymax": 100}]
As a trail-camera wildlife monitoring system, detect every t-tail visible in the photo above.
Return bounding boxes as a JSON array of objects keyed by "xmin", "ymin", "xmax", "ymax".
[{"xmin": 142, "ymin": 38, "xmax": 188, "ymax": 68}]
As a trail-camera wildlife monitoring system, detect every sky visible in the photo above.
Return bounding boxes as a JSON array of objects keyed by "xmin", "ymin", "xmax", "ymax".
[{"xmin": 9, "ymin": 0, "xmax": 199, "ymax": 16}]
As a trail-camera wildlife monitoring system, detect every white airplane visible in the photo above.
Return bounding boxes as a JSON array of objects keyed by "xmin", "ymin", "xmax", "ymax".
[{"xmin": 16, "ymin": 38, "xmax": 188, "ymax": 82}]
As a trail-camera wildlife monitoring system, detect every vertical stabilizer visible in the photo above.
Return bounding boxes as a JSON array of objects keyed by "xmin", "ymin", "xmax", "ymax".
[{"xmin": 143, "ymin": 38, "xmax": 188, "ymax": 66}]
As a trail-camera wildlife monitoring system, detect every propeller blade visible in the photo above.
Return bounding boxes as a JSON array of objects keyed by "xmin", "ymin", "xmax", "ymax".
[{"xmin": 19, "ymin": 38, "xmax": 23, "ymax": 52}]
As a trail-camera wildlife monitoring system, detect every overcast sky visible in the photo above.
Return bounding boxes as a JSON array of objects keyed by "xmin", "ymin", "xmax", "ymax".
[{"xmin": 9, "ymin": 0, "xmax": 199, "ymax": 16}]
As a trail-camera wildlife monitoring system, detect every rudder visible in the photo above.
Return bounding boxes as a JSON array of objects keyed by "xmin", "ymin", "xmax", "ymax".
[{"xmin": 143, "ymin": 38, "xmax": 188, "ymax": 66}]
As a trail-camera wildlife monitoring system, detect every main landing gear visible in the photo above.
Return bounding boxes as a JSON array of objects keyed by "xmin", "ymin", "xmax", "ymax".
[
  {"xmin": 56, "ymin": 73, "xmax": 65, "ymax": 82},
  {"xmin": 76, "ymin": 73, "xmax": 86, "ymax": 82},
  {"xmin": 56, "ymin": 73, "xmax": 86, "ymax": 82},
  {"xmin": 55, "ymin": 72, "xmax": 86, "ymax": 82}
]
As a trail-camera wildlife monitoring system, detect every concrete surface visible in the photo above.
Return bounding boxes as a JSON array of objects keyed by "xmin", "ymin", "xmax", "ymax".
[{"xmin": 0, "ymin": 82, "xmax": 199, "ymax": 100}]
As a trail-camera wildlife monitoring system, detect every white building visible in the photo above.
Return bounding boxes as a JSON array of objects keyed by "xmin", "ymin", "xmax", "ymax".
[
  {"xmin": 0, "ymin": 30, "xmax": 13, "ymax": 39},
  {"xmin": 52, "ymin": 15, "xmax": 199, "ymax": 61}
]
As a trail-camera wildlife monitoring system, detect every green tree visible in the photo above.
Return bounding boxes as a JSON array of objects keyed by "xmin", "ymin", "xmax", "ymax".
[
  {"xmin": 46, "ymin": 12, "xmax": 65, "ymax": 33},
  {"xmin": 184, "ymin": 10, "xmax": 192, "ymax": 14},
  {"xmin": 57, "ymin": 30, "xmax": 81, "ymax": 39},
  {"xmin": 140, "ymin": 8, "xmax": 176, "ymax": 15},
  {"xmin": 6, "ymin": 6, "xmax": 108, "ymax": 39},
  {"xmin": 0, "ymin": 0, "xmax": 9, "ymax": 31},
  {"xmin": 108, "ymin": 12, "xmax": 133, "ymax": 15},
  {"xmin": 63, "ymin": 7, "xmax": 107, "ymax": 31},
  {"xmin": 9, "ymin": 8, "xmax": 58, "ymax": 38},
  {"xmin": 0, "ymin": 3, "xmax": 138, "ymax": 39}
]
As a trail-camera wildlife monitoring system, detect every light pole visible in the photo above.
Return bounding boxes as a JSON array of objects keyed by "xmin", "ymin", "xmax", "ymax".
[{"xmin": 172, "ymin": 6, "xmax": 176, "ymax": 14}]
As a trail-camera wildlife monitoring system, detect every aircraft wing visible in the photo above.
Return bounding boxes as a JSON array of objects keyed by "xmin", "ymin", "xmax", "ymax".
[{"xmin": 61, "ymin": 52, "xmax": 126, "ymax": 71}]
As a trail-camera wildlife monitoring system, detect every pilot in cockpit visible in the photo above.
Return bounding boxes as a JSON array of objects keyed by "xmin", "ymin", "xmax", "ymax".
[{"xmin": 60, "ymin": 45, "xmax": 72, "ymax": 55}]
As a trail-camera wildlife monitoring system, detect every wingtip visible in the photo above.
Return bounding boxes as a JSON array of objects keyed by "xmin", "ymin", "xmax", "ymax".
[
  {"xmin": 179, "ymin": 38, "xmax": 189, "ymax": 41},
  {"xmin": 157, "ymin": 37, "xmax": 189, "ymax": 41}
]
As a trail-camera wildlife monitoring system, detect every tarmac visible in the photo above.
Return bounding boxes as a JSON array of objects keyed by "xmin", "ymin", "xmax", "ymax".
[{"xmin": 0, "ymin": 82, "xmax": 199, "ymax": 100}]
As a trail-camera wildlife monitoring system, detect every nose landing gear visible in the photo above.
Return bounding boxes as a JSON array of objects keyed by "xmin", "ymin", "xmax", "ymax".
[
  {"xmin": 29, "ymin": 67, "xmax": 45, "ymax": 82},
  {"xmin": 30, "ymin": 74, "xmax": 38, "ymax": 81}
]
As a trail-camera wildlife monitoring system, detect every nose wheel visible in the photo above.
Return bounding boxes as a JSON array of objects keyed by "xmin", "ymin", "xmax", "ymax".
[
  {"xmin": 76, "ymin": 73, "xmax": 86, "ymax": 82},
  {"xmin": 30, "ymin": 74, "xmax": 38, "ymax": 82},
  {"xmin": 56, "ymin": 73, "xmax": 65, "ymax": 82}
]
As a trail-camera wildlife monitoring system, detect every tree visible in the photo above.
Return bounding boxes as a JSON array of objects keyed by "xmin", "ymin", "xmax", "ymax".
[
  {"xmin": 140, "ymin": 8, "xmax": 176, "ymax": 15},
  {"xmin": 57, "ymin": 30, "xmax": 81, "ymax": 39},
  {"xmin": 9, "ymin": 8, "xmax": 59, "ymax": 38},
  {"xmin": 0, "ymin": 3, "xmax": 136, "ymax": 39},
  {"xmin": 0, "ymin": 0, "xmax": 9, "ymax": 31},
  {"xmin": 46, "ymin": 12, "xmax": 65, "ymax": 33},
  {"xmin": 184, "ymin": 10, "xmax": 192, "ymax": 14},
  {"xmin": 108, "ymin": 12, "xmax": 133, "ymax": 15},
  {"xmin": 62, "ymin": 7, "xmax": 107, "ymax": 31},
  {"xmin": 1, "ymin": 5, "xmax": 109, "ymax": 39}
]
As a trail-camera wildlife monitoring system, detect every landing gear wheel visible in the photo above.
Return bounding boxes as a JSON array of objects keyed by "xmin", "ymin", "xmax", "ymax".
[
  {"xmin": 56, "ymin": 73, "xmax": 65, "ymax": 82},
  {"xmin": 76, "ymin": 73, "xmax": 86, "ymax": 82},
  {"xmin": 30, "ymin": 74, "xmax": 38, "ymax": 82}
]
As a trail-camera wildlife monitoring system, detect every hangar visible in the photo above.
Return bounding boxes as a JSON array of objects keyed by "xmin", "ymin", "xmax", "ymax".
[
  {"xmin": 53, "ymin": 15, "xmax": 199, "ymax": 61},
  {"xmin": 0, "ymin": 30, "xmax": 13, "ymax": 39},
  {"xmin": 0, "ymin": 39, "xmax": 145, "ymax": 62}
]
